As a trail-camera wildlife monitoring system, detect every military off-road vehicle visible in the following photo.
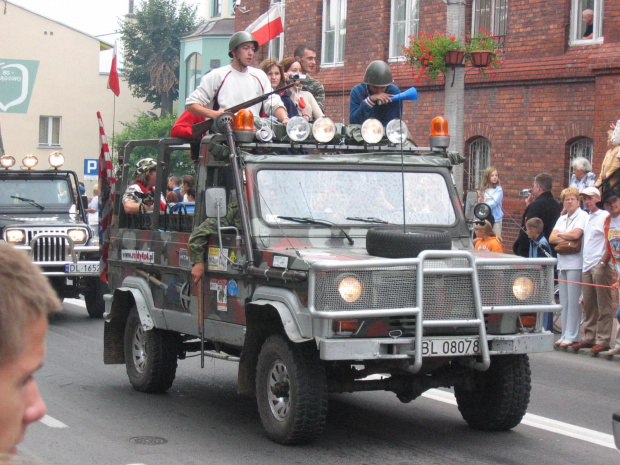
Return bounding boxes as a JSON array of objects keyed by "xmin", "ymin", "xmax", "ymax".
[
  {"xmin": 0, "ymin": 152, "xmax": 106, "ymax": 317},
  {"xmin": 103, "ymin": 114, "xmax": 559, "ymax": 444}
]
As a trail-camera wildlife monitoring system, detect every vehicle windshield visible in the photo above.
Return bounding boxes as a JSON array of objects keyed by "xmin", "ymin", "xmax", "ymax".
[
  {"xmin": 0, "ymin": 178, "xmax": 74, "ymax": 211},
  {"xmin": 257, "ymin": 169, "xmax": 456, "ymax": 226}
]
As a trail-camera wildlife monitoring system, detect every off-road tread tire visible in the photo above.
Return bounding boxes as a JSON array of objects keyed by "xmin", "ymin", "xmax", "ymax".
[
  {"xmin": 366, "ymin": 227, "xmax": 452, "ymax": 258},
  {"xmin": 455, "ymin": 354, "xmax": 531, "ymax": 431},
  {"xmin": 256, "ymin": 334, "xmax": 328, "ymax": 445},
  {"xmin": 124, "ymin": 308, "xmax": 178, "ymax": 393},
  {"xmin": 84, "ymin": 279, "xmax": 108, "ymax": 318}
]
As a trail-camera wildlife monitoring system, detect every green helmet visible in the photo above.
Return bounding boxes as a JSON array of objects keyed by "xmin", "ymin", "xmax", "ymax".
[
  {"xmin": 228, "ymin": 31, "xmax": 259, "ymax": 58},
  {"xmin": 363, "ymin": 60, "xmax": 393, "ymax": 87},
  {"xmin": 135, "ymin": 157, "xmax": 157, "ymax": 176}
]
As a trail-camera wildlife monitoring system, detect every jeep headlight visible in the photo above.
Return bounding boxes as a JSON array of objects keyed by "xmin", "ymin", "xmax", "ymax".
[
  {"xmin": 513, "ymin": 276, "xmax": 535, "ymax": 301},
  {"xmin": 6, "ymin": 229, "xmax": 26, "ymax": 244},
  {"xmin": 67, "ymin": 228, "xmax": 87, "ymax": 244},
  {"xmin": 361, "ymin": 118, "xmax": 384, "ymax": 144},
  {"xmin": 338, "ymin": 276, "xmax": 363, "ymax": 303}
]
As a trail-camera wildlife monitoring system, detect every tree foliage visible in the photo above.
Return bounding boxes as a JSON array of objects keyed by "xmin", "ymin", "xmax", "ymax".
[
  {"xmin": 120, "ymin": 0, "xmax": 198, "ymax": 117},
  {"xmin": 112, "ymin": 112, "xmax": 194, "ymax": 176}
]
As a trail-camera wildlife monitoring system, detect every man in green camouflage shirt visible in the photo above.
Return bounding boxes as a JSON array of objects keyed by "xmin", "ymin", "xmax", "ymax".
[
  {"xmin": 188, "ymin": 201, "xmax": 241, "ymax": 285},
  {"xmin": 294, "ymin": 44, "xmax": 325, "ymax": 111}
]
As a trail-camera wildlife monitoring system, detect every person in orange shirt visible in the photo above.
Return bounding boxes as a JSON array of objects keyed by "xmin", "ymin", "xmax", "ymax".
[{"xmin": 473, "ymin": 220, "xmax": 504, "ymax": 253}]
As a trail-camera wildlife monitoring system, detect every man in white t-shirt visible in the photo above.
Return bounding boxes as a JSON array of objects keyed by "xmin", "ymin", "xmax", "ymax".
[
  {"xmin": 572, "ymin": 187, "xmax": 613, "ymax": 354},
  {"xmin": 186, "ymin": 31, "xmax": 289, "ymax": 125},
  {"xmin": 600, "ymin": 190, "xmax": 620, "ymax": 357}
]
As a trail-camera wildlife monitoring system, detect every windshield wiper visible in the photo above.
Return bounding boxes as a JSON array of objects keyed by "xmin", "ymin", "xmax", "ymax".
[
  {"xmin": 11, "ymin": 196, "xmax": 44, "ymax": 210},
  {"xmin": 277, "ymin": 216, "xmax": 354, "ymax": 245},
  {"xmin": 346, "ymin": 216, "xmax": 389, "ymax": 224}
]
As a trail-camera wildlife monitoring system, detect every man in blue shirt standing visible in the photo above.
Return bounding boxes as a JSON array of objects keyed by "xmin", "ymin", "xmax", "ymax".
[{"xmin": 350, "ymin": 61, "xmax": 401, "ymax": 126}]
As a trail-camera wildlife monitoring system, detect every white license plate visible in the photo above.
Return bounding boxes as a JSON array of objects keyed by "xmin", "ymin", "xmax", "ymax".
[
  {"xmin": 421, "ymin": 337, "xmax": 481, "ymax": 357},
  {"xmin": 65, "ymin": 263, "xmax": 100, "ymax": 273}
]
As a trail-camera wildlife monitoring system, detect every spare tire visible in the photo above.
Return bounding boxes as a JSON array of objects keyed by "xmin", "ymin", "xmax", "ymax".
[{"xmin": 366, "ymin": 227, "xmax": 452, "ymax": 258}]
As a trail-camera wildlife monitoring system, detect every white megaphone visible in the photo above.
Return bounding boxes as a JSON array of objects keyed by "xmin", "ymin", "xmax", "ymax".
[{"xmin": 390, "ymin": 86, "xmax": 418, "ymax": 103}]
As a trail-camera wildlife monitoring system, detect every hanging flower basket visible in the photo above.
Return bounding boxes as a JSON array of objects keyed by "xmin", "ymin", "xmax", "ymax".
[
  {"xmin": 403, "ymin": 32, "xmax": 466, "ymax": 81},
  {"xmin": 445, "ymin": 49, "xmax": 465, "ymax": 66},
  {"xmin": 469, "ymin": 50, "xmax": 493, "ymax": 67}
]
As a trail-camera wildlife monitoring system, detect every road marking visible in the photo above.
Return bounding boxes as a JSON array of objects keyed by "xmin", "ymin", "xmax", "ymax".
[
  {"xmin": 422, "ymin": 389, "xmax": 616, "ymax": 449},
  {"xmin": 40, "ymin": 415, "xmax": 68, "ymax": 429},
  {"xmin": 63, "ymin": 298, "xmax": 85, "ymax": 308}
]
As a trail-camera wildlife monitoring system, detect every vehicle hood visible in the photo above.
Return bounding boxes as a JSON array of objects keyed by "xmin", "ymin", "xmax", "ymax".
[{"xmin": 0, "ymin": 213, "xmax": 87, "ymax": 229}]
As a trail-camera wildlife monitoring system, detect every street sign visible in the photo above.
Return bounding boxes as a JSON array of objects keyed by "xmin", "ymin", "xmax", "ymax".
[{"xmin": 84, "ymin": 159, "xmax": 98, "ymax": 178}]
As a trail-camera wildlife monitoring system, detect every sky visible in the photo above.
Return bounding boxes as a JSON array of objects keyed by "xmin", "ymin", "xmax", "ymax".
[{"xmin": 9, "ymin": 0, "xmax": 207, "ymax": 68}]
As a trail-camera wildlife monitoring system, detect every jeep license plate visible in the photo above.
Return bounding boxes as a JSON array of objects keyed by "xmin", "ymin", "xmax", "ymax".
[
  {"xmin": 65, "ymin": 263, "xmax": 100, "ymax": 273},
  {"xmin": 421, "ymin": 337, "xmax": 481, "ymax": 357}
]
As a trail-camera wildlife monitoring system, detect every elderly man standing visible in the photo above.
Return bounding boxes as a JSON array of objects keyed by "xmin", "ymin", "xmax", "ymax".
[
  {"xmin": 571, "ymin": 187, "xmax": 614, "ymax": 354},
  {"xmin": 294, "ymin": 44, "xmax": 325, "ymax": 111},
  {"xmin": 0, "ymin": 243, "xmax": 60, "ymax": 455}
]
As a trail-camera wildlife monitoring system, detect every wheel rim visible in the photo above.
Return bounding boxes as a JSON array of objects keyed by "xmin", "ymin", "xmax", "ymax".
[
  {"xmin": 267, "ymin": 359, "xmax": 290, "ymax": 422},
  {"xmin": 131, "ymin": 324, "xmax": 148, "ymax": 374}
]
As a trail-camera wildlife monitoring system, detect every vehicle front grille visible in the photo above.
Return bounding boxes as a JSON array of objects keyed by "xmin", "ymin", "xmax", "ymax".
[{"xmin": 26, "ymin": 229, "xmax": 69, "ymax": 263}]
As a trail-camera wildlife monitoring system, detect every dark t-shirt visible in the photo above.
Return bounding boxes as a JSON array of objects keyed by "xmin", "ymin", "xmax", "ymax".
[{"xmin": 513, "ymin": 191, "xmax": 561, "ymax": 257}]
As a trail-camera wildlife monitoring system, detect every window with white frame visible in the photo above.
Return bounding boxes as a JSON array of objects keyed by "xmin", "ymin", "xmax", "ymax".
[
  {"xmin": 39, "ymin": 116, "xmax": 61, "ymax": 147},
  {"xmin": 568, "ymin": 138, "xmax": 593, "ymax": 181},
  {"xmin": 472, "ymin": 0, "xmax": 507, "ymax": 43},
  {"xmin": 322, "ymin": 0, "xmax": 347, "ymax": 66},
  {"xmin": 185, "ymin": 53, "xmax": 202, "ymax": 101},
  {"xmin": 467, "ymin": 138, "xmax": 491, "ymax": 190},
  {"xmin": 268, "ymin": 0, "xmax": 285, "ymax": 60},
  {"xmin": 570, "ymin": 0, "xmax": 603, "ymax": 44},
  {"xmin": 211, "ymin": 0, "xmax": 221, "ymax": 17},
  {"xmin": 389, "ymin": 0, "xmax": 419, "ymax": 59}
]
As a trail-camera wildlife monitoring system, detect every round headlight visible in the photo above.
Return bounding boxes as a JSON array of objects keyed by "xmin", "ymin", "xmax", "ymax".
[
  {"xmin": 0, "ymin": 155, "xmax": 15, "ymax": 169},
  {"xmin": 473, "ymin": 203, "xmax": 491, "ymax": 220},
  {"xmin": 6, "ymin": 229, "xmax": 25, "ymax": 244},
  {"xmin": 22, "ymin": 155, "xmax": 38, "ymax": 169},
  {"xmin": 386, "ymin": 119, "xmax": 409, "ymax": 144},
  {"xmin": 48, "ymin": 151, "xmax": 65, "ymax": 168},
  {"xmin": 338, "ymin": 276, "xmax": 363, "ymax": 303},
  {"xmin": 361, "ymin": 118, "xmax": 384, "ymax": 144},
  {"xmin": 286, "ymin": 116, "xmax": 311, "ymax": 142},
  {"xmin": 513, "ymin": 276, "xmax": 535, "ymax": 301},
  {"xmin": 312, "ymin": 117, "xmax": 336, "ymax": 143},
  {"xmin": 67, "ymin": 228, "xmax": 87, "ymax": 244}
]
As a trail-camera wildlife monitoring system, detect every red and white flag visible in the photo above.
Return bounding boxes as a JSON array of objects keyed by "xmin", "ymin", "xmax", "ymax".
[
  {"xmin": 108, "ymin": 41, "xmax": 120, "ymax": 96},
  {"xmin": 97, "ymin": 112, "xmax": 116, "ymax": 283},
  {"xmin": 245, "ymin": 4, "xmax": 283, "ymax": 47}
]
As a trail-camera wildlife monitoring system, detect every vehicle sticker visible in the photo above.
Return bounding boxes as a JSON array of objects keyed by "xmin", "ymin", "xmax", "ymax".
[
  {"xmin": 272, "ymin": 255, "xmax": 288, "ymax": 268},
  {"xmin": 121, "ymin": 249, "xmax": 155, "ymax": 263},
  {"xmin": 229, "ymin": 251, "xmax": 237, "ymax": 264},
  {"xmin": 178, "ymin": 248, "xmax": 190, "ymax": 269},
  {"xmin": 227, "ymin": 279, "xmax": 238, "ymax": 297},
  {"xmin": 208, "ymin": 247, "xmax": 228, "ymax": 271},
  {"xmin": 210, "ymin": 278, "xmax": 228, "ymax": 311}
]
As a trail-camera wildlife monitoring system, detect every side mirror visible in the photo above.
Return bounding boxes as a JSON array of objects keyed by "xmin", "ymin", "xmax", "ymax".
[
  {"xmin": 80, "ymin": 194, "xmax": 89, "ymax": 212},
  {"xmin": 464, "ymin": 191, "xmax": 478, "ymax": 221},
  {"xmin": 205, "ymin": 187, "xmax": 227, "ymax": 218}
]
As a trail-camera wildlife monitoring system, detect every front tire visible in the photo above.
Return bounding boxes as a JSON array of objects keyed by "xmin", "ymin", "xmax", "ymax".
[
  {"xmin": 455, "ymin": 354, "xmax": 531, "ymax": 431},
  {"xmin": 84, "ymin": 279, "xmax": 108, "ymax": 318},
  {"xmin": 123, "ymin": 308, "xmax": 178, "ymax": 393},
  {"xmin": 255, "ymin": 334, "xmax": 328, "ymax": 445}
]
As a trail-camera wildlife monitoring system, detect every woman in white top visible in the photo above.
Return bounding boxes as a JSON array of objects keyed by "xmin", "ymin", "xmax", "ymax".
[
  {"xmin": 549, "ymin": 187, "xmax": 588, "ymax": 348},
  {"xmin": 279, "ymin": 57, "xmax": 324, "ymax": 122}
]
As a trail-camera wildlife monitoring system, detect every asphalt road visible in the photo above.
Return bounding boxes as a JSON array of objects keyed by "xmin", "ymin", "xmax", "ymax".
[{"xmin": 18, "ymin": 299, "xmax": 620, "ymax": 465}]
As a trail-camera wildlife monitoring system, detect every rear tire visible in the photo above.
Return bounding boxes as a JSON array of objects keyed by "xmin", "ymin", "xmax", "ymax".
[
  {"xmin": 124, "ymin": 308, "xmax": 178, "ymax": 393},
  {"xmin": 455, "ymin": 354, "xmax": 531, "ymax": 431},
  {"xmin": 255, "ymin": 334, "xmax": 328, "ymax": 445}
]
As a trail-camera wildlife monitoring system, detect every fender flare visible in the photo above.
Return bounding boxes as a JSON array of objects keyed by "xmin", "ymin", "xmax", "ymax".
[
  {"xmin": 112, "ymin": 276, "xmax": 156, "ymax": 330},
  {"xmin": 251, "ymin": 286, "xmax": 312, "ymax": 342}
]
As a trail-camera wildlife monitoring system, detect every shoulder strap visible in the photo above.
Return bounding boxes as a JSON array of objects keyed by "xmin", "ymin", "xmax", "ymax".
[{"xmin": 212, "ymin": 70, "xmax": 232, "ymax": 111}]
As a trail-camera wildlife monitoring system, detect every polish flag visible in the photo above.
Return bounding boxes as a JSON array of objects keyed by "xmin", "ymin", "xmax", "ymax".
[
  {"xmin": 245, "ymin": 4, "xmax": 283, "ymax": 47},
  {"xmin": 108, "ymin": 41, "xmax": 120, "ymax": 96}
]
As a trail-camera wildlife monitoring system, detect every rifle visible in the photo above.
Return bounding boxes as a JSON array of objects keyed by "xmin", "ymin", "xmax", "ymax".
[{"xmin": 191, "ymin": 81, "xmax": 297, "ymax": 139}]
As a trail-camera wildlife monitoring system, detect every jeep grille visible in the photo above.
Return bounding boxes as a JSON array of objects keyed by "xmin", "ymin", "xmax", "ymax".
[{"xmin": 26, "ymin": 229, "xmax": 69, "ymax": 262}]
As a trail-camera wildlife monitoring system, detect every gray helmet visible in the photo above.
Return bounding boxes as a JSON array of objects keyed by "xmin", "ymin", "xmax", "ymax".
[
  {"xmin": 135, "ymin": 157, "xmax": 157, "ymax": 176},
  {"xmin": 228, "ymin": 31, "xmax": 259, "ymax": 58},
  {"xmin": 363, "ymin": 60, "xmax": 393, "ymax": 87}
]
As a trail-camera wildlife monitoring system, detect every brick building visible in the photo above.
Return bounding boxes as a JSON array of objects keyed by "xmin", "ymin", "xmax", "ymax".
[{"xmin": 235, "ymin": 0, "xmax": 620, "ymax": 250}]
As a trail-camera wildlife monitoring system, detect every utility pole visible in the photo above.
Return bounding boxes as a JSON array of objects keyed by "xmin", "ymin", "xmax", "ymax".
[{"xmin": 444, "ymin": 0, "xmax": 466, "ymax": 197}]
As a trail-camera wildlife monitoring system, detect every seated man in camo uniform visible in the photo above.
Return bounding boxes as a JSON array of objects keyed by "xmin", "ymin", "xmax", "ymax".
[{"xmin": 188, "ymin": 200, "xmax": 241, "ymax": 286}]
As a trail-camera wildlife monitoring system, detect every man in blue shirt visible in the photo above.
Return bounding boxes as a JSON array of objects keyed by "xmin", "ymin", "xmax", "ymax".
[{"xmin": 350, "ymin": 60, "xmax": 401, "ymax": 126}]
